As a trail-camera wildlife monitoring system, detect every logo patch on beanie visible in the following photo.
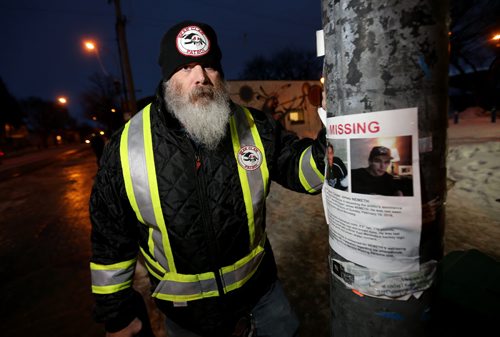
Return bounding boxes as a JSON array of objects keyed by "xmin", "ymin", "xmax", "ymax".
[{"xmin": 176, "ymin": 25, "xmax": 210, "ymax": 57}]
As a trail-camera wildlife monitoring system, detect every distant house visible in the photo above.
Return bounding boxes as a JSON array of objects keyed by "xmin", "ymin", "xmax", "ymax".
[
  {"xmin": 227, "ymin": 80, "xmax": 323, "ymax": 139},
  {"xmin": 1, "ymin": 123, "xmax": 31, "ymax": 152}
]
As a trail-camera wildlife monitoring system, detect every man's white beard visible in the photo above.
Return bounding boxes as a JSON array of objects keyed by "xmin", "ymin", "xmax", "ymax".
[{"xmin": 163, "ymin": 79, "xmax": 231, "ymax": 150}]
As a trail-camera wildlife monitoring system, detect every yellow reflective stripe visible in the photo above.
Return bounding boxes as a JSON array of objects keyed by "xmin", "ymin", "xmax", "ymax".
[
  {"xmin": 142, "ymin": 107, "xmax": 177, "ymax": 273},
  {"xmin": 141, "ymin": 107, "xmax": 157, "ymax": 261},
  {"xmin": 124, "ymin": 105, "xmax": 169, "ymax": 270},
  {"xmin": 221, "ymin": 244, "xmax": 265, "ymax": 293},
  {"xmin": 90, "ymin": 258, "xmax": 136, "ymax": 271},
  {"xmin": 309, "ymin": 149, "xmax": 324, "ymax": 181},
  {"xmin": 223, "ymin": 262, "xmax": 259, "ymax": 293},
  {"xmin": 242, "ymin": 107, "xmax": 269, "ymax": 196},
  {"xmin": 148, "ymin": 236, "xmax": 266, "ymax": 302},
  {"xmin": 152, "ymin": 270, "xmax": 219, "ymax": 301},
  {"xmin": 92, "ymin": 280, "xmax": 133, "ymax": 294},
  {"xmin": 230, "ymin": 106, "xmax": 269, "ymax": 249},
  {"xmin": 298, "ymin": 146, "xmax": 325, "ymax": 193},
  {"xmin": 120, "ymin": 122, "xmax": 144, "ymax": 224},
  {"xmin": 230, "ymin": 115, "xmax": 256, "ymax": 248},
  {"xmin": 121, "ymin": 110, "xmax": 155, "ymax": 259},
  {"xmin": 153, "ymin": 290, "xmax": 220, "ymax": 302},
  {"xmin": 164, "ymin": 270, "xmax": 215, "ymax": 282},
  {"xmin": 90, "ymin": 258, "xmax": 136, "ymax": 294},
  {"xmin": 299, "ymin": 149, "xmax": 312, "ymax": 192},
  {"xmin": 140, "ymin": 246, "xmax": 165, "ymax": 280}
]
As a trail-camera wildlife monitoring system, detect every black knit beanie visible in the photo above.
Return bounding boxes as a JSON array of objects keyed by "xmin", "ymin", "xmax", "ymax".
[{"xmin": 158, "ymin": 20, "xmax": 223, "ymax": 80}]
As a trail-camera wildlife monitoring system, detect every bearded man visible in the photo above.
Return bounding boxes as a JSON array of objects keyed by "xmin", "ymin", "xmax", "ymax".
[{"xmin": 89, "ymin": 21, "xmax": 326, "ymax": 337}]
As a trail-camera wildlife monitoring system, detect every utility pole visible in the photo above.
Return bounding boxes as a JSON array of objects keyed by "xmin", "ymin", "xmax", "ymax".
[
  {"xmin": 110, "ymin": 0, "xmax": 137, "ymax": 119},
  {"xmin": 321, "ymin": 0, "xmax": 449, "ymax": 336}
]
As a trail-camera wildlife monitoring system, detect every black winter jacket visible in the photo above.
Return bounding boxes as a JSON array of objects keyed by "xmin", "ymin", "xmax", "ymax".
[{"xmin": 89, "ymin": 87, "xmax": 326, "ymax": 336}]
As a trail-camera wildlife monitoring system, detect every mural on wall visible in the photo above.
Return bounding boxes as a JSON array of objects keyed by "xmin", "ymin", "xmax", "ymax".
[{"xmin": 227, "ymin": 80, "xmax": 323, "ymax": 138}]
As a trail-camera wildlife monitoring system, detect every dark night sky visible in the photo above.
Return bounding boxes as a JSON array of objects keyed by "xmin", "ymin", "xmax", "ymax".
[{"xmin": 0, "ymin": 0, "xmax": 322, "ymax": 122}]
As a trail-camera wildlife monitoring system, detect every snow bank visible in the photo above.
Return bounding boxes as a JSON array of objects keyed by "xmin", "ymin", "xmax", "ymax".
[{"xmin": 442, "ymin": 112, "xmax": 499, "ymax": 259}]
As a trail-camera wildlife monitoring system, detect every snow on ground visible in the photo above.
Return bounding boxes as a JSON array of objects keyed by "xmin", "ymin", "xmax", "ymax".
[{"xmin": 445, "ymin": 113, "xmax": 500, "ymax": 260}]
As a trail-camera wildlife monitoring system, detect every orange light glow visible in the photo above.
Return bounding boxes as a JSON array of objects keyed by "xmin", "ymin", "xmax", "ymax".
[{"xmin": 84, "ymin": 41, "xmax": 96, "ymax": 51}]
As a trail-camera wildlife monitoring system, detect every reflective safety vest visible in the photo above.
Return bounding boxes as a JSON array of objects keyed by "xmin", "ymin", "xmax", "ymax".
[{"xmin": 91, "ymin": 103, "xmax": 323, "ymax": 302}]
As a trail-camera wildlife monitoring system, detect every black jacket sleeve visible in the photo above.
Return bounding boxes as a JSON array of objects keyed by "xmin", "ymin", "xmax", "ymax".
[
  {"xmin": 250, "ymin": 107, "xmax": 326, "ymax": 193},
  {"xmin": 89, "ymin": 132, "xmax": 145, "ymax": 332}
]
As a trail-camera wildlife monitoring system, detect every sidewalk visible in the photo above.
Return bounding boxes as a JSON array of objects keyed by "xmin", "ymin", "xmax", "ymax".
[{"xmin": 447, "ymin": 116, "xmax": 499, "ymax": 145}]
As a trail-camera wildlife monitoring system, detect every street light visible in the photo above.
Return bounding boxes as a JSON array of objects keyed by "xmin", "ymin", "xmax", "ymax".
[
  {"xmin": 488, "ymin": 33, "xmax": 500, "ymax": 123},
  {"xmin": 83, "ymin": 39, "xmax": 109, "ymax": 76},
  {"xmin": 57, "ymin": 96, "xmax": 68, "ymax": 104},
  {"xmin": 82, "ymin": 38, "xmax": 129, "ymax": 121},
  {"xmin": 490, "ymin": 33, "xmax": 500, "ymax": 47}
]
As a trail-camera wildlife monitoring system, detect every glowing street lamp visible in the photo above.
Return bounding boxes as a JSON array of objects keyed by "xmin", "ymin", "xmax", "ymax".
[
  {"xmin": 83, "ymin": 39, "xmax": 109, "ymax": 76},
  {"xmin": 57, "ymin": 96, "xmax": 68, "ymax": 104},
  {"xmin": 84, "ymin": 41, "xmax": 96, "ymax": 51},
  {"xmin": 490, "ymin": 33, "xmax": 500, "ymax": 48}
]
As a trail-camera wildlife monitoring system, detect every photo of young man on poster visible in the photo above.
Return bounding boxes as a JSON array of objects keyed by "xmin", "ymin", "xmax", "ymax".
[{"xmin": 350, "ymin": 136, "xmax": 414, "ymax": 197}]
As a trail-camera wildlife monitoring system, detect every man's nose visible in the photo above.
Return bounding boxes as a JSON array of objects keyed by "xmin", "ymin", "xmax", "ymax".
[{"xmin": 191, "ymin": 65, "xmax": 209, "ymax": 84}]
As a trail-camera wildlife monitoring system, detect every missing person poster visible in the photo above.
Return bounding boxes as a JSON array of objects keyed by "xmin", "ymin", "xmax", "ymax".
[{"xmin": 323, "ymin": 108, "xmax": 422, "ymax": 272}]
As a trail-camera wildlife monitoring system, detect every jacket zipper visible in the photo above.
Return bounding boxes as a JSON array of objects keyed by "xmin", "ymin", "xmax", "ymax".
[{"xmin": 194, "ymin": 147, "xmax": 225, "ymax": 296}]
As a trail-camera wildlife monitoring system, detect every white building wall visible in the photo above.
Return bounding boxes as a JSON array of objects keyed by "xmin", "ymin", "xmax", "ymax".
[{"xmin": 227, "ymin": 80, "xmax": 323, "ymax": 139}]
